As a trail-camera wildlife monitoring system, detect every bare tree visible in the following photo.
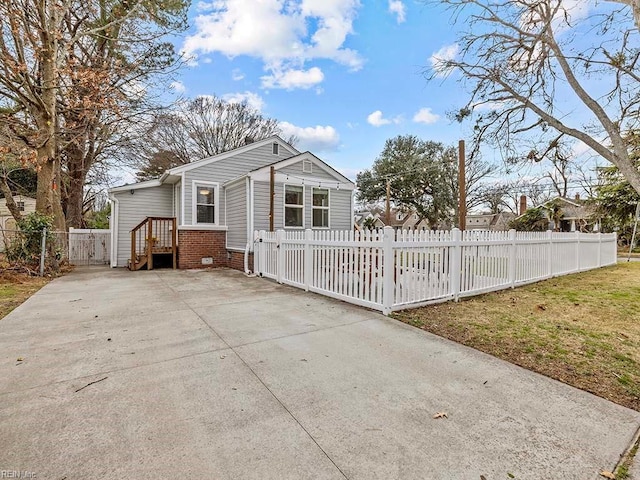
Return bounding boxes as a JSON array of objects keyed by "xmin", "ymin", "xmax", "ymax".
[
  {"xmin": 0, "ymin": 0, "xmax": 188, "ymax": 229},
  {"xmin": 429, "ymin": 0, "xmax": 640, "ymax": 195},
  {"xmin": 136, "ymin": 96, "xmax": 295, "ymax": 180}
]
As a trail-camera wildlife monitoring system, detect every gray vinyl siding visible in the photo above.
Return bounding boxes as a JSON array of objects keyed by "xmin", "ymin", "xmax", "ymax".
[
  {"xmin": 184, "ymin": 143, "xmax": 292, "ymax": 225},
  {"xmin": 225, "ymin": 181, "xmax": 247, "ymax": 250},
  {"xmin": 113, "ymin": 185, "xmax": 173, "ymax": 267},
  {"xmin": 174, "ymin": 182, "xmax": 181, "ymax": 224},
  {"xmin": 279, "ymin": 161, "xmax": 342, "ymax": 182},
  {"xmin": 253, "ymin": 181, "xmax": 352, "ymax": 232}
]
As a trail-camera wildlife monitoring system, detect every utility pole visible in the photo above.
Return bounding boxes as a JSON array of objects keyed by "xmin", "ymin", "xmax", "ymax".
[
  {"xmin": 458, "ymin": 140, "xmax": 466, "ymax": 231},
  {"xmin": 386, "ymin": 179, "xmax": 391, "ymax": 226}
]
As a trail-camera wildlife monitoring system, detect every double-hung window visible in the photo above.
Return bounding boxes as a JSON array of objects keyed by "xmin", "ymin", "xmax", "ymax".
[
  {"xmin": 194, "ymin": 182, "xmax": 217, "ymax": 224},
  {"xmin": 312, "ymin": 188, "xmax": 329, "ymax": 228},
  {"xmin": 284, "ymin": 185, "xmax": 304, "ymax": 228}
]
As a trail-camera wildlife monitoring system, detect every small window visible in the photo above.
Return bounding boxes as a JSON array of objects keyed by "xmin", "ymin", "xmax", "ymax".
[
  {"xmin": 312, "ymin": 188, "xmax": 329, "ymax": 228},
  {"xmin": 284, "ymin": 185, "xmax": 303, "ymax": 228},
  {"xmin": 272, "ymin": 143, "xmax": 279, "ymax": 155},
  {"xmin": 196, "ymin": 185, "xmax": 216, "ymax": 224},
  {"xmin": 302, "ymin": 159, "xmax": 313, "ymax": 173},
  {"xmin": 17, "ymin": 201, "xmax": 25, "ymax": 212}
]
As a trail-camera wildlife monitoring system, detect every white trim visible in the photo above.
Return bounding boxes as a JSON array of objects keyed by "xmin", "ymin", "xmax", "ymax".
[
  {"xmin": 167, "ymin": 136, "xmax": 299, "ymax": 175},
  {"xmin": 181, "ymin": 172, "xmax": 185, "ymax": 226},
  {"xmin": 283, "ymin": 183, "xmax": 305, "ymax": 229},
  {"xmin": 249, "ymin": 178, "xmax": 255, "ymax": 247},
  {"xmin": 177, "ymin": 225, "xmax": 228, "ymax": 231},
  {"xmin": 272, "ymin": 142, "xmax": 279, "ymax": 155},
  {"xmin": 109, "ymin": 195, "xmax": 119, "ymax": 267},
  {"xmin": 246, "ymin": 177, "xmax": 252, "ymax": 250},
  {"xmin": 350, "ymin": 191, "xmax": 355, "ymax": 231},
  {"xmin": 224, "ymin": 174, "xmax": 247, "ymax": 188},
  {"xmin": 191, "ymin": 180, "xmax": 220, "ymax": 226},
  {"xmin": 224, "ymin": 186, "xmax": 227, "ymax": 227},
  {"xmin": 311, "ymin": 187, "xmax": 330, "ymax": 229},
  {"xmin": 249, "ymin": 152, "xmax": 353, "ymax": 186},
  {"xmin": 302, "ymin": 159, "xmax": 313, "ymax": 173},
  {"xmin": 109, "ymin": 179, "xmax": 161, "ymax": 193}
]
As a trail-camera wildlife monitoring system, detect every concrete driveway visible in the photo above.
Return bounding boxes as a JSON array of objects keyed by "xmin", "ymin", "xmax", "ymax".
[{"xmin": 1, "ymin": 267, "xmax": 638, "ymax": 480}]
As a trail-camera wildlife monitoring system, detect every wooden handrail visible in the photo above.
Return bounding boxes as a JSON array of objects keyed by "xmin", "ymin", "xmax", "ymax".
[{"xmin": 129, "ymin": 217, "xmax": 178, "ymax": 270}]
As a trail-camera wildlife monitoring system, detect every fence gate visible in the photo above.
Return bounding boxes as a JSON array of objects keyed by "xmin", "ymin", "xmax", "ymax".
[{"xmin": 68, "ymin": 229, "xmax": 110, "ymax": 265}]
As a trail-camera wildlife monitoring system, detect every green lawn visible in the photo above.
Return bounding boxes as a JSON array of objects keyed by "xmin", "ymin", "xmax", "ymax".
[{"xmin": 394, "ymin": 262, "xmax": 640, "ymax": 412}]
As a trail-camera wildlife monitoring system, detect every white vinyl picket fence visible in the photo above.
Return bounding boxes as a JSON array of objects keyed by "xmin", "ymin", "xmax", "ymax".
[{"xmin": 253, "ymin": 227, "xmax": 617, "ymax": 315}]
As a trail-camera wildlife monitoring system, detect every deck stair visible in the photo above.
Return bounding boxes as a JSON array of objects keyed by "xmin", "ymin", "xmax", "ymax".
[{"xmin": 128, "ymin": 217, "xmax": 177, "ymax": 270}]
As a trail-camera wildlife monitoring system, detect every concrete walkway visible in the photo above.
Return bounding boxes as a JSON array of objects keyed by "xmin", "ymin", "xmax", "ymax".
[{"xmin": 1, "ymin": 267, "xmax": 638, "ymax": 480}]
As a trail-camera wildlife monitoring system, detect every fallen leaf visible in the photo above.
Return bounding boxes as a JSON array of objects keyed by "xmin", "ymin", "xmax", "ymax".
[
  {"xmin": 507, "ymin": 473, "xmax": 515, "ymax": 479},
  {"xmin": 480, "ymin": 476, "xmax": 487, "ymax": 480},
  {"xmin": 600, "ymin": 471, "xmax": 616, "ymax": 479},
  {"xmin": 17, "ymin": 357, "xmax": 23, "ymax": 362},
  {"xmin": 432, "ymin": 412, "xmax": 448, "ymax": 419},
  {"xmin": 536, "ymin": 304, "xmax": 547, "ymax": 311},
  {"xmin": 220, "ymin": 355, "xmax": 226, "ymax": 359}
]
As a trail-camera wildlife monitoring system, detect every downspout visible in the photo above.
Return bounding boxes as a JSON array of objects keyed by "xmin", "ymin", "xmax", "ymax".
[
  {"xmin": 109, "ymin": 195, "xmax": 119, "ymax": 267},
  {"xmin": 244, "ymin": 176, "xmax": 256, "ymax": 275}
]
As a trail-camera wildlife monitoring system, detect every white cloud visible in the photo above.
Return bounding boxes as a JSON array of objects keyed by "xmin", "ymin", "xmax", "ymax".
[
  {"xmin": 413, "ymin": 107, "xmax": 439, "ymax": 125},
  {"xmin": 261, "ymin": 67, "xmax": 324, "ymax": 90},
  {"xmin": 430, "ymin": 43, "xmax": 459, "ymax": 78},
  {"xmin": 279, "ymin": 121, "xmax": 340, "ymax": 151},
  {"xmin": 222, "ymin": 91, "xmax": 265, "ymax": 112},
  {"xmin": 182, "ymin": 0, "xmax": 363, "ymax": 90},
  {"xmin": 366, "ymin": 110, "xmax": 401, "ymax": 127},
  {"xmin": 170, "ymin": 81, "xmax": 187, "ymax": 93},
  {"xmin": 231, "ymin": 69, "xmax": 244, "ymax": 81},
  {"xmin": 388, "ymin": 0, "xmax": 406, "ymax": 23}
]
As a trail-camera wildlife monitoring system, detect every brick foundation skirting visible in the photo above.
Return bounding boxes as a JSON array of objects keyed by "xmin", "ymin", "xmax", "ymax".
[
  {"xmin": 228, "ymin": 250, "xmax": 253, "ymax": 272},
  {"xmin": 177, "ymin": 229, "xmax": 253, "ymax": 272},
  {"xmin": 177, "ymin": 230, "xmax": 228, "ymax": 269}
]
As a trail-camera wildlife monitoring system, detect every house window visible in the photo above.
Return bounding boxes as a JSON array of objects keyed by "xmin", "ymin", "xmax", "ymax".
[
  {"xmin": 284, "ymin": 185, "xmax": 304, "ymax": 228},
  {"xmin": 302, "ymin": 159, "xmax": 313, "ymax": 173},
  {"xmin": 17, "ymin": 201, "xmax": 24, "ymax": 212},
  {"xmin": 195, "ymin": 183, "xmax": 217, "ymax": 224},
  {"xmin": 312, "ymin": 188, "xmax": 329, "ymax": 228},
  {"xmin": 272, "ymin": 143, "xmax": 279, "ymax": 155}
]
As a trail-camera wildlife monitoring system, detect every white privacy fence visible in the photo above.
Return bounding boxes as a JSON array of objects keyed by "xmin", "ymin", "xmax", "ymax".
[{"xmin": 254, "ymin": 227, "xmax": 617, "ymax": 315}]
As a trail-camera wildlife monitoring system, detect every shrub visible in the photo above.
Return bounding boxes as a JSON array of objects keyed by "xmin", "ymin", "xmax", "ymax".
[{"xmin": 5, "ymin": 213, "xmax": 55, "ymax": 265}]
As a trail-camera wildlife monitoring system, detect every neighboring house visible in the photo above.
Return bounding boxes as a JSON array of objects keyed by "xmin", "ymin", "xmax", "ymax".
[
  {"xmin": 0, "ymin": 195, "xmax": 36, "ymax": 252},
  {"xmin": 0, "ymin": 195, "xmax": 36, "ymax": 230},
  {"xmin": 542, "ymin": 196, "xmax": 597, "ymax": 232},
  {"xmin": 515, "ymin": 195, "xmax": 597, "ymax": 232},
  {"xmin": 354, "ymin": 207, "xmax": 430, "ymax": 231},
  {"xmin": 466, "ymin": 212, "xmax": 517, "ymax": 231},
  {"xmin": 109, "ymin": 136, "xmax": 355, "ymax": 270}
]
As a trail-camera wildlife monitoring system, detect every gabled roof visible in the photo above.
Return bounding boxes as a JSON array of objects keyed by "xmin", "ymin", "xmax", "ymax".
[
  {"xmin": 165, "ymin": 135, "xmax": 299, "ymax": 176},
  {"xmin": 249, "ymin": 151, "xmax": 354, "ymax": 186},
  {"xmin": 110, "ymin": 179, "xmax": 162, "ymax": 193}
]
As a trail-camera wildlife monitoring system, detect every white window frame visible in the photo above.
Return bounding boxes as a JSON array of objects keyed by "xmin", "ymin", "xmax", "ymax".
[
  {"xmin": 302, "ymin": 159, "xmax": 313, "ymax": 173},
  {"xmin": 272, "ymin": 143, "xmax": 279, "ymax": 155},
  {"xmin": 312, "ymin": 188, "xmax": 330, "ymax": 229},
  {"xmin": 191, "ymin": 180, "xmax": 220, "ymax": 226},
  {"xmin": 283, "ymin": 184, "xmax": 305, "ymax": 229}
]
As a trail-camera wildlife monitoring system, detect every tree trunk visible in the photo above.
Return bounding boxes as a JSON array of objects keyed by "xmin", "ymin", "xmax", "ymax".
[
  {"xmin": 0, "ymin": 176, "xmax": 23, "ymax": 223},
  {"xmin": 66, "ymin": 166, "xmax": 86, "ymax": 228}
]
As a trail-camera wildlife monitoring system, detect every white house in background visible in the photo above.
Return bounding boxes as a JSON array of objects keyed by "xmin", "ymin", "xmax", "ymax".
[
  {"xmin": 108, "ymin": 136, "xmax": 355, "ymax": 270},
  {"xmin": 0, "ymin": 195, "xmax": 36, "ymax": 230}
]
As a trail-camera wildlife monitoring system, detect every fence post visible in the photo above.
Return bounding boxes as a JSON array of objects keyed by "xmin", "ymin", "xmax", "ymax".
[
  {"xmin": 450, "ymin": 228, "xmax": 462, "ymax": 301},
  {"xmin": 547, "ymin": 230, "xmax": 553, "ymax": 278},
  {"xmin": 575, "ymin": 230, "xmax": 581, "ymax": 272},
  {"xmin": 382, "ymin": 226, "xmax": 394, "ymax": 315},
  {"xmin": 304, "ymin": 229, "xmax": 313, "ymax": 291},
  {"xmin": 276, "ymin": 229, "xmax": 285, "ymax": 284},
  {"xmin": 39, "ymin": 227, "xmax": 47, "ymax": 276},
  {"xmin": 508, "ymin": 229, "xmax": 516, "ymax": 288},
  {"xmin": 257, "ymin": 230, "xmax": 265, "ymax": 276}
]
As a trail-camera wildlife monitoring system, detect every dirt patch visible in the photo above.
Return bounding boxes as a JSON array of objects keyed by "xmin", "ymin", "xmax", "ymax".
[{"xmin": 394, "ymin": 263, "xmax": 640, "ymax": 411}]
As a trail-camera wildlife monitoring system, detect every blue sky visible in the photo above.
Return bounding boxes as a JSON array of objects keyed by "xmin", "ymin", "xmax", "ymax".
[{"xmin": 168, "ymin": 0, "xmax": 473, "ymax": 181}]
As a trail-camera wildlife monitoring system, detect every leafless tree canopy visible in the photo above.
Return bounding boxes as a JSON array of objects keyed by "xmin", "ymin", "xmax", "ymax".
[
  {"xmin": 135, "ymin": 96, "xmax": 296, "ymax": 181},
  {"xmin": 429, "ymin": 0, "xmax": 640, "ymax": 195}
]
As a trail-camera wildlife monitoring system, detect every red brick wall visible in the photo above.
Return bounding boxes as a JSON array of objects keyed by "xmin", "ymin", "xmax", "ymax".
[
  {"xmin": 178, "ymin": 230, "xmax": 228, "ymax": 269},
  {"xmin": 228, "ymin": 250, "xmax": 253, "ymax": 272}
]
